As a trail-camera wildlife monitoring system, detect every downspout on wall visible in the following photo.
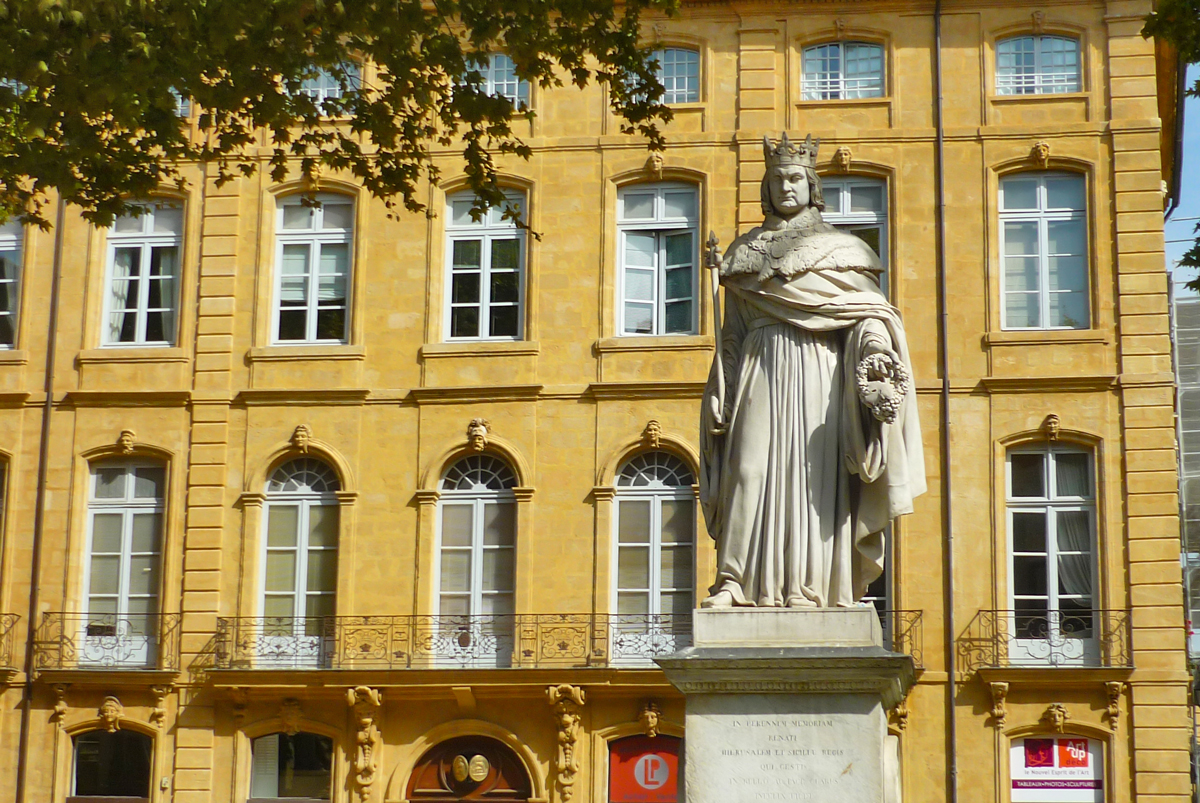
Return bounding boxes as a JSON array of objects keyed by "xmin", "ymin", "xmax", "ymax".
[
  {"xmin": 933, "ymin": 3, "xmax": 959, "ymax": 803},
  {"xmin": 14, "ymin": 195, "xmax": 66, "ymax": 803}
]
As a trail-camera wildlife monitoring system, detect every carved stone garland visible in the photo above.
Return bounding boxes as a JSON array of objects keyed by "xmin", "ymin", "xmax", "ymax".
[
  {"xmin": 548, "ymin": 684, "xmax": 586, "ymax": 802},
  {"xmin": 348, "ymin": 686, "xmax": 383, "ymax": 802}
]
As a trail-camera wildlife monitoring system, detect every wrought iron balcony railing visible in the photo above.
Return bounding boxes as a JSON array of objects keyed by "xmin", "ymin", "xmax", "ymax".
[
  {"xmin": 880, "ymin": 609, "xmax": 924, "ymax": 669},
  {"xmin": 957, "ymin": 609, "xmax": 1132, "ymax": 673},
  {"xmin": 0, "ymin": 613, "xmax": 19, "ymax": 669},
  {"xmin": 34, "ymin": 612, "xmax": 181, "ymax": 672},
  {"xmin": 214, "ymin": 614, "xmax": 694, "ymax": 670}
]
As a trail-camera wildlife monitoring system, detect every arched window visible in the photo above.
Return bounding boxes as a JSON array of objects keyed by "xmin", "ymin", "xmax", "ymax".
[
  {"xmin": 444, "ymin": 190, "xmax": 527, "ymax": 340},
  {"xmin": 71, "ymin": 729, "xmax": 152, "ymax": 801},
  {"xmin": 996, "ymin": 35, "xmax": 1081, "ymax": 95},
  {"xmin": 613, "ymin": 452, "xmax": 695, "ymax": 633},
  {"xmin": 617, "ymin": 183, "xmax": 699, "ymax": 336},
  {"xmin": 802, "ymin": 42, "xmax": 884, "ymax": 100},
  {"xmin": 999, "ymin": 172, "xmax": 1088, "ymax": 330},
  {"xmin": 274, "ymin": 194, "xmax": 354, "ymax": 344},
  {"xmin": 261, "ymin": 458, "xmax": 340, "ymax": 666},
  {"xmin": 83, "ymin": 460, "xmax": 165, "ymax": 667},
  {"xmin": 1007, "ymin": 445, "xmax": 1096, "ymax": 665},
  {"xmin": 436, "ymin": 455, "xmax": 517, "ymax": 667},
  {"xmin": 407, "ymin": 736, "xmax": 533, "ymax": 802},
  {"xmin": 250, "ymin": 732, "xmax": 334, "ymax": 801}
]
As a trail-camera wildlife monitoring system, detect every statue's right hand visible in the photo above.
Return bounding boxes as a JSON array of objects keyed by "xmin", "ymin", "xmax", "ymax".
[{"xmin": 705, "ymin": 394, "xmax": 727, "ymax": 435}]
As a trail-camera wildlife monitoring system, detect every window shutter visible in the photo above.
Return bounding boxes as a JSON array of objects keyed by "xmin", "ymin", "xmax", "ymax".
[{"xmin": 250, "ymin": 735, "xmax": 280, "ymax": 798}]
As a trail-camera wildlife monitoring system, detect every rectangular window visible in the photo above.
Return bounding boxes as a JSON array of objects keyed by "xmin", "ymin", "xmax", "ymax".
[
  {"xmin": 1000, "ymin": 173, "xmax": 1088, "ymax": 330},
  {"xmin": 84, "ymin": 462, "xmax": 165, "ymax": 667},
  {"xmin": 444, "ymin": 192, "xmax": 526, "ymax": 340},
  {"xmin": 821, "ymin": 176, "xmax": 889, "ymax": 297},
  {"xmin": 652, "ymin": 48, "xmax": 700, "ymax": 104},
  {"xmin": 298, "ymin": 63, "xmax": 361, "ymax": 103},
  {"xmin": 997, "ymin": 36, "xmax": 1081, "ymax": 95},
  {"xmin": 104, "ymin": 203, "xmax": 182, "ymax": 346},
  {"xmin": 274, "ymin": 195, "xmax": 353, "ymax": 344},
  {"xmin": 482, "ymin": 54, "xmax": 530, "ymax": 107},
  {"xmin": 618, "ymin": 184, "xmax": 699, "ymax": 336},
  {"xmin": 1007, "ymin": 447, "xmax": 1097, "ymax": 665},
  {"xmin": 0, "ymin": 220, "xmax": 22, "ymax": 347},
  {"xmin": 802, "ymin": 42, "xmax": 885, "ymax": 100}
]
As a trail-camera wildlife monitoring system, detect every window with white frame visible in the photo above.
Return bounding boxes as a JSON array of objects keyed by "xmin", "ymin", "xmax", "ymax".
[
  {"xmin": 614, "ymin": 452, "xmax": 695, "ymax": 619},
  {"xmin": 250, "ymin": 732, "xmax": 334, "ymax": 801},
  {"xmin": 0, "ymin": 219, "xmax": 21, "ymax": 347},
  {"xmin": 438, "ymin": 455, "xmax": 517, "ymax": 619},
  {"xmin": 263, "ymin": 458, "xmax": 340, "ymax": 625},
  {"xmin": 470, "ymin": 54, "xmax": 530, "ymax": 108},
  {"xmin": 298, "ymin": 63, "xmax": 361, "ymax": 104},
  {"xmin": 1000, "ymin": 173, "xmax": 1088, "ymax": 330},
  {"xmin": 104, "ymin": 202, "xmax": 182, "ymax": 346},
  {"xmin": 274, "ymin": 195, "xmax": 353, "ymax": 344},
  {"xmin": 170, "ymin": 87, "xmax": 192, "ymax": 118},
  {"xmin": 802, "ymin": 42, "xmax": 885, "ymax": 100},
  {"xmin": 650, "ymin": 47, "xmax": 700, "ymax": 104},
  {"xmin": 618, "ymin": 184, "xmax": 698, "ymax": 336},
  {"xmin": 1007, "ymin": 445, "xmax": 1097, "ymax": 665},
  {"xmin": 996, "ymin": 35, "xmax": 1081, "ymax": 95},
  {"xmin": 84, "ymin": 461, "xmax": 165, "ymax": 667},
  {"xmin": 821, "ymin": 176, "xmax": 889, "ymax": 297},
  {"xmin": 444, "ymin": 191, "xmax": 526, "ymax": 340}
]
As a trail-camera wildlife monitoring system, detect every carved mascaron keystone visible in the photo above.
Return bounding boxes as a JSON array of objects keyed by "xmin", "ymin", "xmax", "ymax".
[
  {"xmin": 347, "ymin": 686, "xmax": 382, "ymax": 801},
  {"xmin": 468, "ymin": 418, "xmax": 490, "ymax": 452},
  {"xmin": 99, "ymin": 696, "xmax": 124, "ymax": 732},
  {"xmin": 548, "ymin": 684, "xmax": 586, "ymax": 802}
]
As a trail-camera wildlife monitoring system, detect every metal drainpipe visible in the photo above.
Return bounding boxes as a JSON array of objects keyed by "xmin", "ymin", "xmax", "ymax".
[
  {"xmin": 14, "ymin": 194, "xmax": 67, "ymax": 803},
  {"xmin": 933, "ymin": 2, "xmax": 959, "ymax": 803}
]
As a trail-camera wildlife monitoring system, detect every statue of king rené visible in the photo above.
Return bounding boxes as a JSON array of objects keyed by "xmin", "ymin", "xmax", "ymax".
[{"xmin": 699, "ymin": 133, "xmax": 926, "ymax": 609}]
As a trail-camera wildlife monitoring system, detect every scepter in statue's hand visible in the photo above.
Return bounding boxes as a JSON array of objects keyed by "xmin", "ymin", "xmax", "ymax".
[{"xmin": 705, "ymin": 231, "xmax": 726, "ymax": 436}]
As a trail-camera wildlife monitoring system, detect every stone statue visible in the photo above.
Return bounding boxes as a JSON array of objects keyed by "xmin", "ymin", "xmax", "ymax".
[{"xmin": 699, "ymin": 133, "xmax": 925, "ymax": 610}]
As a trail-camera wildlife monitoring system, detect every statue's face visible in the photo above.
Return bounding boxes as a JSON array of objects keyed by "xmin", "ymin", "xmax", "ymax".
[{"xmin": 768, "ymin": 165, "xmax": 810, "ymax": 215}]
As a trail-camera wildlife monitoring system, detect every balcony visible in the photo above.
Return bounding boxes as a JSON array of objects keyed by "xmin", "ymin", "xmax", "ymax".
[
  {"xmin": 214, "ymin": 614, "xmax": 693, "ymax": 670},
  {"xmin": 34, "ymin": 612, "xmax": 181, "ymax": 673},
  {"xmin": 957, "ymin": 609, "xmax": 1132, "ymax": 674},
  {"xmin": 880, "ymin": 609, "xmax": 924, "ymax": 669}
]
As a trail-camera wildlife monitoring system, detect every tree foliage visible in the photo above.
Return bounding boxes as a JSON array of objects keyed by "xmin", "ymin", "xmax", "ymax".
[
  {"xmin": 1143, "ymin": 0, "xmax": 1200, "ymax": 286},
  {"xmin": 0, "ymin": 0, "xmax": 677, "ymax": 227}
]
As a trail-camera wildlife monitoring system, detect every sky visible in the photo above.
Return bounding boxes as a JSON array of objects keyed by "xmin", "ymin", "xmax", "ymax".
[{"xmin": 1167, "ymin": 64, "xmax": 1200, "ymax": 291}]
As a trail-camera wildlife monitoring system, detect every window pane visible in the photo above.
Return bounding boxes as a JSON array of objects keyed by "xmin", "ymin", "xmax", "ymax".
[
  {"xmin": 618, "ymin": 501, "xmax": 651, "ymax": 543},
  {"xmin": 265, "ymin": 552, "xmax": 298, "ymax": 592},
  {"xmin": 439, "ymin": 594, "xmax": 469, "ymax": 615},
  {"xmin": 267, "ymin": 506, "xmax": 300, "ymax": 547},
  {"xmin": 491, "ymin": 238, "xmax": 519, "ymax": 271},
  {"xmin": 1005, "ymin": 292, "xmax": 1040, "ymax": 328},
  {"xmin": 1046, "ymin": 177, "xmax": 1085, "ymax": 210},
  {"xmin": 309, "ymin": 505, "xmax": 339, "ymax": 547},
  {"xmin": 481, "ymin": 592, "xmax": 514, "ymax": 616},
  {"xmin": 490, "ymin": 270, "xmax": 519, "ymax": 304},
  {"xmin": 1005, "ymin": 257, "xmax": 1040, "ymax": 292},
  {"xmin": 618, "ymin": 546, "xmax": 650, "ymax": 589},
  {"xmin": 661, "ymin": 500, "xmax": 693, "ymax": 544},
  {"xmin": 305, "ymin": 593, "xmax": 335, "ymax": 620},
  {"xmin": 306, "ymin": 550, "xmax": 338, "ymax": 593},
  {"xmin": 1047, "ymin": 256, "xmax": 1086, "ymax": 292},
  {"xmin": 113, "ymin": 212, "xmax": 144, "ymax": 234},
  {"xmin": 94, "ymin": 467, "xmax": 127, "ymax": 499},
  {"xmin": 660, "ymin": 591, "xmax": 693, "ymax": 616},
  {"xmin": 482, "ymin": 549, "xmax": 515, "ymax": 592},
  {"xmin": 322, "ymin": 203, "xmax": 353, "ymax": 229},
  {"xmin": 660, "ymin": 546, "xmax": 692, "ymax": 589},
  {"xmin": 1001, "ymin": 179, "xmax": 1039, "ymax": 210},
  {"xmin": 850, "ymin": 184, "xmax": 884, "ymax": 212},
  {"xmin": 618, "ymin": 591, "xmax": 650, "ymax": 615},
  {"xmin": 440, "ymin": 551, "xmax": 471, "ymax": 593},
  {"xmin": 1003, "ymin": 222, "xmax": 1039, "ymax": 256},
  {"xmin": 625, "ymin": 270, "xmax": 655, "ymax": 302},
  {"xmin": 152, "ymin": 206, "xmax": 183, "ymax": 233},
  {"xmin": 1010, "ymin": 453, "xmax": 1045, "ymax": 497},
  {"xmin": 91, "ymin": 513, "xmax": 124, "ymax": 553},
  {"xmin": 441, "ymin": 505, "xmax": 474, "ymax": 547},
  {"xmin": 315, "ymin": 307, "xmax": 346, "ymax": 341},
  {"xmin": 622, "ymin": 193, "xmax": 655, "ymax": 220},
  {"xmin": 1012, "ymin": 512, "xmax": 1047, "ymax": 553},
  {"xmin": 451, "ymin": 307, "xmax": 480, "ymax": 338},
  {"xmin": 1047, "ymin": 219, "xmax": 1085, "ymax": 257},
  {"xmin": 624, "ymin": 303, "xmax": 653, "ymax": 334},
  {"xmin": 663, "ymin": 191, "xmax": 697, "ymax": 220},
  {"xmin": 483, "ymin": 502, "xmax": 515, "ymax": 546},
  {"xmin": 489, "ymin": 305, "xmax": 519, "ymax": 337},
  {"xmin": 130, "ymin": 513, "xmax": 162, "ymax": 554},
  {"xmin": 263, "ymin": 594, "xmax": 295, "ymax": 619},
  {"xmin": 128, "ymin": 554, "xmax": 160, "ymax": 595},
  {"xmin": 277, "ymin": 309, "xmax": 308, "ymax": 341},
  {"xmin": 318, "ymin": 243, "xmax": 349, "ymax": 281},
  {"xmin": 89, "ymin": 556, "xmax": 120, "ymax": 594},
  {"xmin": 452, "ymin": 272, "xmax": 481, "ymax": 304},
  {"xmin": 1049, "ymin": 291, "xmax": 1088, "ymax": 329},
  {"xmin": 133, "ymin": 467, "xmax": 165, "ymax": 499},
  {"xmin": 665, "ymin": 232, "xmax": 692, "ymax": 268},
  {"xmin": 664, "ymin": 300, "xmax": 692, "ymax": 333},
  {"xmin": 665, "ymin": 267, "xmax": 692, "ymax": 299},
  {"xmin": 1055, "ymin": 453, "xmax": 1090, "ymax": 497},
  {"xmin": 1012, "ymin": 555, "xmax": 1048, "ymax": 596},
  {"xmin": 625, "ymin": 233, "xmax": 656, "ymax": 268},
  {"xmin": 282, "ymin": 204, "xmax": 313, "ymax": 230}
]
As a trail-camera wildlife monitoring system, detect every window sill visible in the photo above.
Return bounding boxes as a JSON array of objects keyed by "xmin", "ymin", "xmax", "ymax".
[
  {"xmin": 420, "ymin": 340, "xmax": 540, "ymax": 359},
  {"xmin": 248, "ymin": 344, "xmax": 365, "ymax": 363},
  {"xmin": 983, "ymin": 329, "xmax": 1108, "ymax": 347},
  {"xmin": 794, "ymin": 97, "xmax": 891, "ymax": 108},
  {"xmin": 0, "ymin": 349, "xmax": 28, "ymax": 365},
  {"xmin": 77, "ymin": 347, "xmax": 188, "ymax": 364},
  {"xmin": 989, "ymin": 91, "xmax": 1089, "ymax": 104},
  {"xmin": 596, "ymin": 334, "xmax": 714, "ymax": 353}
]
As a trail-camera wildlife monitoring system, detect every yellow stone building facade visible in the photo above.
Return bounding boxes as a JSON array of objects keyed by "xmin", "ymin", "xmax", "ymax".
[{"xmin": 0, "ymin": 0, "xmax": 1189, "ymax": 801}]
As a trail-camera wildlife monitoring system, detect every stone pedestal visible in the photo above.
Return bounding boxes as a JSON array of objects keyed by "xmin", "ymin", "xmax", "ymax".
[{"xmin": 656, "ymin": 608, "xmax": 914, "ymax": 803}]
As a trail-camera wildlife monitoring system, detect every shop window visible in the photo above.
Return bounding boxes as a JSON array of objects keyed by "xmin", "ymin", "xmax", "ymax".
[
  {"xmin": 1007, "ymin": 445, "xmax": 1097, "ymax": 665},
  {"xmin": 274, "ymin": 194, "xmax": 353, "ymax": 344},
  {"xmin": 260, "ymin": 458, "xmax": 340, "ymax": 668},
  {"xmin": 609, "ymin": 735, "xmax": 681, "ymax": 803},
  {"xmin": 1010, "ymin": 735, "xmax": 1103, "ymax": 802},
  {"xmin": 83, "ymin": 461, "xmax": 165, "ymax": 667},
  {"xmin": 802, "ymin": 42, "xmax": 885, "ymax": 100},
  {"xmin": 70, "ymin": 729, "xmax": 153, "ymax": 802},
  {"xmin": 444, "ymin": 190, "xmax": 526, "ymax": 340},
  {"xmin": 104, "ymin": 202, "xmax": 182, "ymax": 346},
  {"xmin": 996, "ymin": 36, "xmax": 1081, "ymax": 95},
  {"xmin": 250, "ymin": 732, "xmax": 334, "ymax": 801},
  {"xmin": 617, "ymin": 183, "xmax": 699, "ymax": 336},
  {"xmin": 407, "ymin": 735, "xmax": 532, "ymax": 802},
  {"xmin": 0, "ymin": 218, "xmax": 21, "ymax": 347},
  {"xmin": 821, "ymin": 175, "xmax": 889, "ymax": 296},
  {"xmin": 999, "ymin": 173, "xmax": 1088, "ymax": 330}
]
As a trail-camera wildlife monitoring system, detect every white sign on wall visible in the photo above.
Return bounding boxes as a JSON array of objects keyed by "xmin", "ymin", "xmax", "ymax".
[{"xmin": 1011, "ymin": 737, "xmax": 1103, "ymax": 803}]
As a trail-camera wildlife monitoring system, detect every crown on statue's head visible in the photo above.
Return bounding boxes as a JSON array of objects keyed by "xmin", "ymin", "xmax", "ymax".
[{"xmin": 763, "ymin": 132, "xmax": 819, "ymax": 169}]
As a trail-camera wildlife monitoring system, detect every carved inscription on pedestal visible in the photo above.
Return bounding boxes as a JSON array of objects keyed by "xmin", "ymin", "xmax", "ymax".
[{"xmin": 685, "ymin": 695, "xmax": 884, "ymax": 803}]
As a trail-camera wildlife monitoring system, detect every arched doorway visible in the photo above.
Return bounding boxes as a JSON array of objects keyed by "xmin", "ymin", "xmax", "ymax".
[{"xmin": 406, "ymin": 736, "xmax": 532, "ymax": 802}]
